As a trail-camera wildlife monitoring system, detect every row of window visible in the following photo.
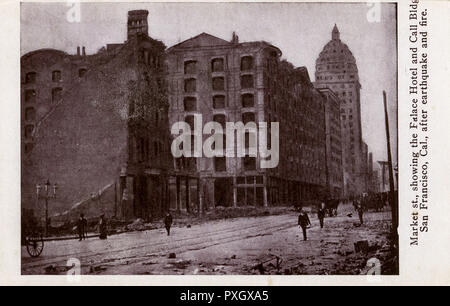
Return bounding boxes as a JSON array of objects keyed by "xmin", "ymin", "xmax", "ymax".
[
  {"xmin": 23, "ymin": 88, "xmax": 62, "ymax": 104},
  {"xmin": 318, "ymin": 63, "xmax": 354, "ymax": 70},
  {"xmin": 24, "ymin": 69, "xmax": 87, "ymax": 84},
  {"xmin": 184, "ymin": 74, "xmax": 254, "ymax": 93},
  {"xmin": 130, "ymin": 136, "xmax": 165, "ymax": 163},
  {"xmin": 174, "ymin": 155, "xmax": 257, "ymax": 173},
  {"xmin": 183, "ymin": 56, "xmax": 254, "ymax": 74},
  {"xmin": 213, "ymin": 156, "xmax": 257, "ymax": 172},
  {"xmin": 183, "ymin": 93, "xmax": 255, "ymax": 111},
  {"xmin": 24, "ymin": 124, "xmax": 34, "ymax": 139},
  {"xmin": 183, "ymin": 112, "xmax": 255, "ymax": 130},
  {"xmin": 317, "ymin": 74, "xmax": 355, "ymax": 81}
]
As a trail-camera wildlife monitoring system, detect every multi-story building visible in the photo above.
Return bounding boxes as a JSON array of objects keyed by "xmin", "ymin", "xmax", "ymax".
[
  {"xmin": 315, "ymin": 25, "xmax": 366, "ymax": 197},
  {"xmin": 22, "ymin": 10, "xmax": 338, "ymax": 220},
  {"xmin": 316, "ymin": 86, "xmax": 344, "ymax": 199},
  {"xmin": 21, "ymin": 10, "xmax": 171, "ymax": 220},
  {"xmin": 166, "ymin": 32, "xmax": 327, "ymax": 209}
]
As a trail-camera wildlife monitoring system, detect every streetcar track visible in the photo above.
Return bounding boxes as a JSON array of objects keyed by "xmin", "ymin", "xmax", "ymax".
[{"xmin": 22, "ymin": 214, "xmax": 297, "ymax": 271}]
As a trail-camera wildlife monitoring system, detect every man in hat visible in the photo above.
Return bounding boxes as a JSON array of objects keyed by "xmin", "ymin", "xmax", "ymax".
[
  {"xmin": 99, "ymin": 214, "xmax": 107, "ymax": 239},
  {"xmin": 164, "ymin": 212, "xmax": 173, "ymax": 236},
  {"xmin": 77, "ymin": 213, "xmax": 86, "ymax": 241},
  {"xmin": 318, "ymin": 202, "xmax": 326, "ymax": 229},
  {"xmin": 298, "ymin": 208, "xmax": 311, "ymax": 241}
]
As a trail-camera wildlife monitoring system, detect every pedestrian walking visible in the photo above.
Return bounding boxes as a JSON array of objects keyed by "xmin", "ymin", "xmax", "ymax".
[
  {"xmin": 353, "ymin": 197, "xmax": 359, "ymax": 212},
  {"xmin": 164, "ymin": 212, "xmax": 173, "ymax": 236},
  {"xmin": 318, "ymin": 203, "xmax": 326, "ymax": 229},
  {"xmin": 357, "ymin": 204, "xmax": 364, "ymax": 225},
  {"xmin": 82, "ymin": 214, "xmax": 88, "ymax": 240},
  {"xmin": 298, "ymin": 208, "xmax": 311, "ymax": 241},
  {"xmin": 98, "ymin": 214, "xmax": 108, "ymax": 240},
  {"xmin": 77, "ymin": 214, "xmax": 85, "ymax": 241}
]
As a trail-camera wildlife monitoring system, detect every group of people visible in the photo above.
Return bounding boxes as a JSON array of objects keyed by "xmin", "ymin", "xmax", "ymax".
[
  {"xmin": 76, "ymin": 212, "xmax": 174, "ymax": 241},
  {"xmin": 296, "ymin": 203, "xmax": 327, "ymax": 241},
  {"xmin": 297, "ymin": 199, "xmax": 366, "ymax": 241},
  {"xmin": 76, "ymin": 213, "xmax": 108, "ymax": 241}
]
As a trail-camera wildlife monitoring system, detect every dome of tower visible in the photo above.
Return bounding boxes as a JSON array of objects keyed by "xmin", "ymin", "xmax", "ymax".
[{"xmin": 315, "ymin": 25, "xmax": 359, "ymax": 79}]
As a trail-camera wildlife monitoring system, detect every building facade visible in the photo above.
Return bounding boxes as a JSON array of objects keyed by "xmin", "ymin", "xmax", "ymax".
[
  {"xmin": 21, "ymin": 10, "xmax": 171, "ymax": 221},
  {"xmin": 316, "ymin": 86, "xmax": 344, "ymax": 199},
  {"xmin": 22, "ymin": 11, "xmax": 342, "ymax": 221},
  {"xmin": 315, "ymin": 25, "xmax": 366, "ymax": 197},
  {"xmin": 166, "ymin": 32, "xmax": 327, "ymax": 209}
]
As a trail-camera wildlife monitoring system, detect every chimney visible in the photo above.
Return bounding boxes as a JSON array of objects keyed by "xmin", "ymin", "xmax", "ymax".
[
  {"xmin": 77, "ymin": 46, "xmax": 80, "ymax": 56},
  {"xmin": 231, "ymin": 31, "xmax": 239, "ymax": 44},
  {"xmin": 82, "ymin": 46, "xmax": 86, "ymax": 56},
  {"xmin": 127, "ymin": 10, "xmax": 149, "ymax": 40}
]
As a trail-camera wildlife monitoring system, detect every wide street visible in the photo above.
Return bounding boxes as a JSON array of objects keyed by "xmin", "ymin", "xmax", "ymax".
[{"xmin": 22, "ymin": 204, "xmax": 393, "ymax": 275}]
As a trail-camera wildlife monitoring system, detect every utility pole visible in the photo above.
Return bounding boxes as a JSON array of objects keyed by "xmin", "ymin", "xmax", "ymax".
[{"xmin": 383, "ymin": 91, "xmax": 398, "ymax": 258}]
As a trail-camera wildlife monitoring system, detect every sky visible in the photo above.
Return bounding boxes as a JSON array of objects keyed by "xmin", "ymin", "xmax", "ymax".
[{"xmin": 21, "ymin": 2, "xmax": 398, "ymax": 168}]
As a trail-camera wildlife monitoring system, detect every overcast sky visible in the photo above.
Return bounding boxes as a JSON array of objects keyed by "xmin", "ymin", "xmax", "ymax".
[{"xmin": 21, "ymin": 2, "xmax": 398, "ymax": 168}]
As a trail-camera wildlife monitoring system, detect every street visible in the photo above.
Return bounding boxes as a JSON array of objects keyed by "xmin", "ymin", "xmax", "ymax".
[{"xmin": 22, "ymin": 204, "xmax": 394, "ymax": 275}]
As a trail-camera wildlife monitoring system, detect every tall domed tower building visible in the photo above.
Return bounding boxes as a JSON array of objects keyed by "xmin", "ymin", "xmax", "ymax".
[{"xmin": 315, "ymin": 25, "xmax": 364, "ymax": 197}]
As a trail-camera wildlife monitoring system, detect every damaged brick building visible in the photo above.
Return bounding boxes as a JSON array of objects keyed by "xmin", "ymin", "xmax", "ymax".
[
  {"xmin": 21, "ymin": 10, "xmax": 171, "ymax": 221},
  {"xmin": 21, "ymin": 10, "xmax": 347, "ymax": 221},
  {"xmin": 166, "ymin": 32, "xmax": 329, "ymax": 209}
]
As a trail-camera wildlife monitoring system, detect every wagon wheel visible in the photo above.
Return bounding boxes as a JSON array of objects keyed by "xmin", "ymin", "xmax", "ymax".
[{"xmin": 26, "ymin": 234, "xmax": 44, "ymax": 257}]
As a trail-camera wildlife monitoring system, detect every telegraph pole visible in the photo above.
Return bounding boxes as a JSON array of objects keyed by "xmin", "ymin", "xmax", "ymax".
[{"xmin": 383, "ymin": 91, "xmax": 398, "ymax": 262}]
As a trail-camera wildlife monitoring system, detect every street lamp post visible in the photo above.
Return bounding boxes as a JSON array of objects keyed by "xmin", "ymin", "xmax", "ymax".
[{"xmin": 36, "ymin": 179, "xmax": 58, "ymax": 237}]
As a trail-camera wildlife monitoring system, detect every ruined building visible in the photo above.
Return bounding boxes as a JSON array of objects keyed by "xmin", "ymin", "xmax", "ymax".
[
  {"xmin": 21, "ymin": 10, "xmax": 171, "ymax": 220},
  {"xmin": 166, "ymin": 33, "xmax": 328, "ymax": 209},
  {"xmin": 315, "ymin": 86, "xmax": 344, "ymax": 199},
  {"xmin": 21, "ymin": 11, "xmax": 345, "ymax": 221}
]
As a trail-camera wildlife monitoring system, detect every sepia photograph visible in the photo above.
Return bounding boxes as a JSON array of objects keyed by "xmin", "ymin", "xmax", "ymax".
[{"xmin": 20, "ymin": 2, "xmax": 399, "ymax": 276}]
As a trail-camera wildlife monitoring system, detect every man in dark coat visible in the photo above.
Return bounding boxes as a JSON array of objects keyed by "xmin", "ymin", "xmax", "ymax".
[
  {"xmin": 318, "ymin": 203, "xmax": 326, "ymax": 229},
  {"xmin": 298, "ymin": 208, "xmax": 311, "ymax": 241},
  {"xmin": 99, "ymin": 214, "xmax": 107, "ymax": 240},
  {"xmin": 164, "ymin": 212, "xmax": 173, "ymax": 236},
  {"xmin": 77, "ymin": 214, "xmax": 85, "ymax": 241},
  {"xmin": 81, "ymin": 215, "xmax": 88, "ymax": 240},
  {"xmin": 357, "ymin": 204, "xmax": 364, "ymax": 225}
]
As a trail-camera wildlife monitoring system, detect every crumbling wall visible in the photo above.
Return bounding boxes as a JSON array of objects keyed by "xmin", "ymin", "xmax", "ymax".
[{"xmin": 21, "ymin": 45, "xmax": 138, "ymax": 220}]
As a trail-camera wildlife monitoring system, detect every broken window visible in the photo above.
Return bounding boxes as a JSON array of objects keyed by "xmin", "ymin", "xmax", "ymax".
[
  {"xmin": 143, "ymin": 50, "xmax": 150, "ymax": 65},
  {"xmin": 153, "ymin": 141, "xmax": 158, "ymax": 157},
  {"xmin": 184, "ymin": 60, "xmax": 197, "ymax": 74},
  {"xmin": 24, "ymin": 125, "xmax": 34, "ymax": 139},
  {"xmin": 138, "ymin": 137, "xmax": 145, "ymax": 162},
  {"xmin": 214, "ymin": 157, "xmax": 226, "ymax": 172},
  {"xmin": 25, "ymin": 107, "xmax": 35, "ymax": 121},
  {"xmin": 211, "ymin": 58, "xmax": 224, "ymax": 72},
  {"xmin": 78, "ymin": 68, "xmax": 87, "ymax": 78},
  {"xmin": 241, "ymin": 94, "xmax": 254, "ymax": 108},
  {"xmin": 213, "ymin": 95, "xmax": 225, "ymax": 109},
  {"xmin": 183, "ymin": 97, "xmax": 197, "ymax": 111},
  {"xmin": 24, "ymin": 143, "xmax": 34, "ymax": 154},
  {"xmin": 185, "ymin": 115, "xmax": 195, "ymax": 130},
  {"xmin": 52, "ymin": 70, "xmax": 61, "ymax": 82},
  {"xmin": 52, "ymin": 88, "xmax": 62, "ymax": 103},
  {"xmin": 25, "ymin": 90, "xmax": 36, "ymax": 103},
  {"xmin": 213, "ymin": 114, "xmax": 226, "ymax": 129},
  {"xmin": 184, "ymin": 78, "xmax": 196, "ymax": 93},
  {"xmin": 242, "ymin": 112, "xmax": 255, "ymax": 124},
  {"xmin": 241, "ymin": 56, "xmax": 253, "ymax": 71},
  {"xmin": 212, "ymin": 77, "xmax": 225, "ymax": 91},
  {"xmin": 243, "ymin": 156, "xmax": 256, "ymax": 171},
  {"xmin": 240, "ymin": 75, "xmax": 254, "ymax": 89},
  {"xmin": 25, "ymin": 72, "xmax": 36, "ymax": 84}
]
